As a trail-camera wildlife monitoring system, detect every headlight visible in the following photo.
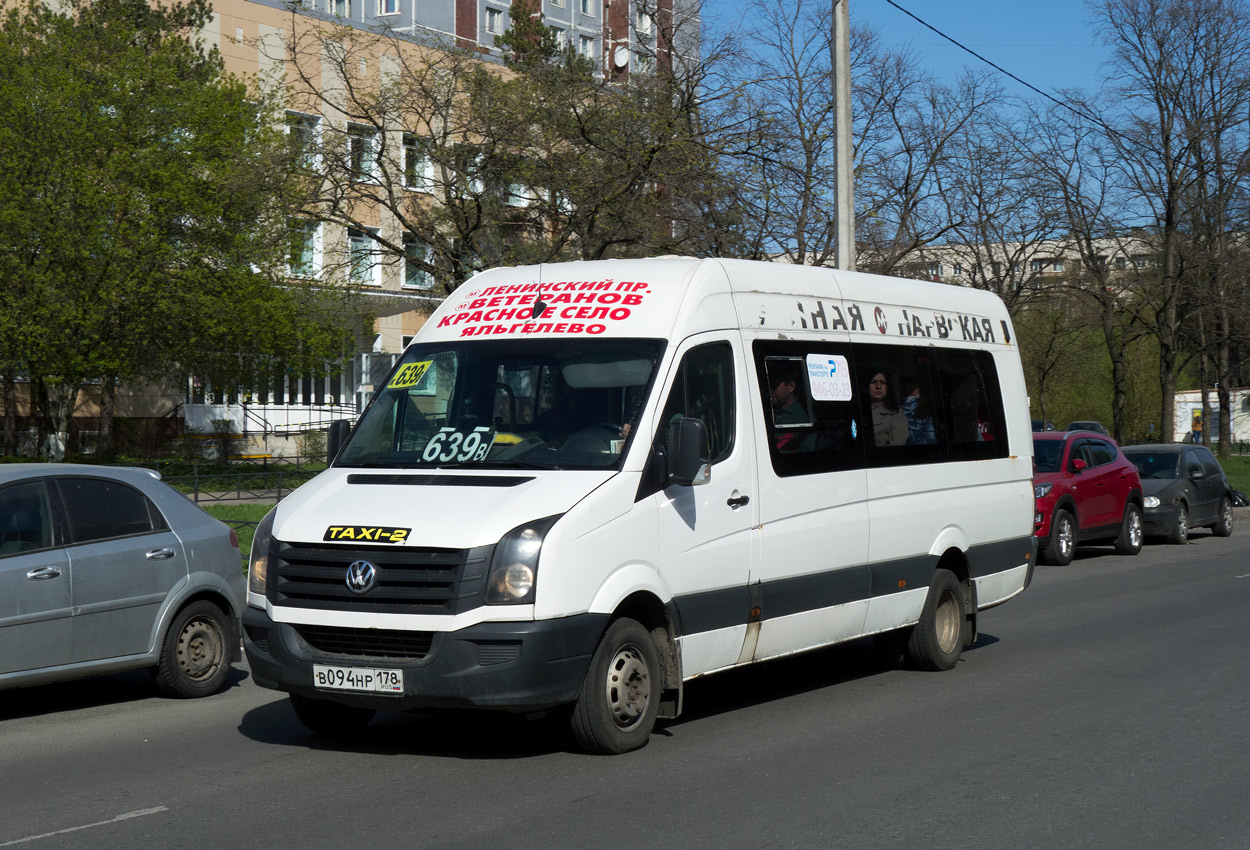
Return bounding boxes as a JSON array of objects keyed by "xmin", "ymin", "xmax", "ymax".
[
  {"xmin": 1143, "ymin": 496, "xmax": 1160, "ymax": 509},
  {"xmin": 248, "ymin": 508, "xmax": 277, "ymax": 603},
  {"xmin": 486, "ymin": 515, "xmax": 561, "ymax": 605},
  {"xmin": 1034, "ymin": 482, "xmax": 1053, "ymax": 498}
]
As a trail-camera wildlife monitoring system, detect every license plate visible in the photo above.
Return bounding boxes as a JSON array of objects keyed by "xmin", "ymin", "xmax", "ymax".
[{"xmin": 312, "ymin": 664, "xmax": 404, "ymax": 694}]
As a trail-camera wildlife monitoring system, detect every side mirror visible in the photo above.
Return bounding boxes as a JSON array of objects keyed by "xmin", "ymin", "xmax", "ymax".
[
  {"xmin": 666, "ymin": 417, "xmax": 711, "ymax": 486},
  {"xmin": 1071, "ymin": 458, "xmax": 1087, "ymax": 473},
  {"xmin": 327, "ymin": 419, "xmax": 351, "ymax": 464},
  {"xmin": 1188, "ymin": 464, "xmax": 1206, "ymax": 480}
]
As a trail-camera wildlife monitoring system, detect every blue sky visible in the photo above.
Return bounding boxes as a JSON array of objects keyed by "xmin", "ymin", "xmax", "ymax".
[{"xmin": 709, "ymin": 0, "xmax": 1111, "ymax": 97}]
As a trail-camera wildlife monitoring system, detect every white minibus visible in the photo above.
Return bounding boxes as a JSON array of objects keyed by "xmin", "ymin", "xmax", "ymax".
[{"xmin": 244, "ymin": 258, "xmax": 1035, "ymax": 753}]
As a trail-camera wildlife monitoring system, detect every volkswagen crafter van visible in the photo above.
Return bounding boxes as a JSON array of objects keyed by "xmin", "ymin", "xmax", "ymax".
[{"xmin": 244, "ymin": 257, "xmax": 1035, "ymax": 753}]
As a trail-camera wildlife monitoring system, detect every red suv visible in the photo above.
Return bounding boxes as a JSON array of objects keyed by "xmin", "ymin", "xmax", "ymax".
[{"xmin": 1033, "ymin": 431, "xmax": 1144, "ymax": 565}]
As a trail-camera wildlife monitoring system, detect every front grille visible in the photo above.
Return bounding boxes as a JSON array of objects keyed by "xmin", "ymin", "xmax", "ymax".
[
  {"xmin": 270, "ymin": 541, "xmax": 492, "ymax": 615},
  {"xmin": 295, "ymin": 625, "xmax": 434, "ymax": 660}
]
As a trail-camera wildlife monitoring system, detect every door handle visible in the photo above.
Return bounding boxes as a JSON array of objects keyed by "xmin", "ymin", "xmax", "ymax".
[
  {"xmin": 727, "ymin": 494, "xmax": 750, "ymax": 508},
  {"xmin": 145, "ymin": 547, "xmax": 176, "ymax": 561},
  {"xmin": 27, "ymin": 566, "xmax": 62, "ymax": 580}
]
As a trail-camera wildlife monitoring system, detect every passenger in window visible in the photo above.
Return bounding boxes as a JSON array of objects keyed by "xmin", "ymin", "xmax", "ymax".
[
  {"xmin": 901, "ymin": 377, "xmax": 936, "ymax": 445},
  {"xmin": 869, "ymin": 372, "xmax": 907, "ymax": 447},
  {"xmin": 768, "ymin": 362, "xmax": 812, "ymax": 452}
]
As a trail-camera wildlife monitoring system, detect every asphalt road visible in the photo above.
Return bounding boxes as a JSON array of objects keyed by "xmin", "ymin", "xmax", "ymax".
[{"xmin": 3, "ymin": 529, "xmax": 1249, "ymax": 850}]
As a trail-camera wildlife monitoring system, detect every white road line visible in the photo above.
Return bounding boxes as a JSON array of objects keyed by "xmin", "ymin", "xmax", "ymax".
[{"xmin": 0, "ymin": 807, "xmax": 169, "ymax": 847}]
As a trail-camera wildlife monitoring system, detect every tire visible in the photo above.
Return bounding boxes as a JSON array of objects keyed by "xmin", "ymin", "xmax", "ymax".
[
  {"xmin": 1042, "ymin": 509, "xmax": 1075, "ymax": 566},
  {"xmin": 289, "ymin": 694, "xmax": 376, "ymax": 735},
  {"xmin": 1115, "ymin": 503, "xmax": 1144, "ymax": 555},
  {"xmin": 1166, "ymin": 504, "xmax": 1189, "ymax": 545},
  {"xmin": 570, "ymin": 618, "xmax": 661, "ymax": 755},
  {"xmin": 904, "ymin": 569, "xmax": 967, "ymax": 672},
  {"xmin": 155, "ymin": 600, "xmax": 233, "ymax": 698},
  {"xmin": 1214, "ymin": 497, "xmax": 1234, "ymax": 537}
]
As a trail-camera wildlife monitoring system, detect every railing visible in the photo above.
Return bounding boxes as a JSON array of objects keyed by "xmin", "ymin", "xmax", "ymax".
[{"xmin": 159, "ymin": 455, "xmax": 327, "ymax": 504}]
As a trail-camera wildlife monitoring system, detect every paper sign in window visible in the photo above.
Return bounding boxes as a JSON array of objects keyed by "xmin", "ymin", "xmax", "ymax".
[{"xmin": 806, "ymin": 354, "xmax": 852, "ymax": 401}]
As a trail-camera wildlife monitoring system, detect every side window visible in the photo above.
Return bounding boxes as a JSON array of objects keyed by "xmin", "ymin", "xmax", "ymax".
[
  {"xmin": 1089, "ymin": 440, "xmax": 1115, "ymax": 467},
  {"xmin": 0, "ymin": 480, "xmax": 54, "ymax": 556},
  {"xmin": 657, "ymin": 342, "xmax": 735, "ymax": 463},
  {"xmin": 55, "ymin": 478, "xmax": 162, "ymax": 544},
  {"xmin": 753, "ymin": 340, "xmax": 863, "ymax": 477},
  {"xmin": 855, "ymin": 344, "xmax": 944, "ymax": 467},
  {"xmin": 938, "ymin": 349, "xmax": 1008, "ymax": 462},
  {"xmin": 1197, "ymin": 448, "xmax": 1222, "ymax": 478},
  {"xmin": 1182, "ymin": 449, "xmax": 1204, "ymax": 477}
]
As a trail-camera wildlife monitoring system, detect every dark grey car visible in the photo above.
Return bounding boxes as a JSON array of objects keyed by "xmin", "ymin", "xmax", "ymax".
[
  {"xmin": 1, "ymin": 464, "xmax": 245, "ymax": 696},
  {"xmin": 1121, "ymin": 445, "xmax": 1235, "ymax": 544}
]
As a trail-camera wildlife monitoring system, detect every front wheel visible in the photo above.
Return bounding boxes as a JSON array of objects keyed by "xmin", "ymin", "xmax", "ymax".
[
  {"xmin": 155, "ymin": 601, "xmax": 233, "ymax": 698},
  {"xmin": 570, "ymin": 618, "xmax": 661, "ymax": 754},
  {"xmin": 1213, "ymin": 497, "xmax": 1234, "ymax": 537},
  {"xmin": 1115, "ymin": 503, "xmax": 1144, "ymax": 555},
  {"xmin": 1166, "ymin": 504, "xmax": 1189, "ymax": 545},
  {"xmin": 289, "ymin": 694, "xmax": 376, "ymax": 736},
  {"xmin": 905, "ymin": 569, "xmax": 967, "ymax": 672}
]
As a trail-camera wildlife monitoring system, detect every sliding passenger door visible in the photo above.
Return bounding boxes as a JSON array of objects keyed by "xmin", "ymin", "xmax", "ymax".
[{"xmin": 749, "ymin": 339, "xmax": 871, "ymax": 661}]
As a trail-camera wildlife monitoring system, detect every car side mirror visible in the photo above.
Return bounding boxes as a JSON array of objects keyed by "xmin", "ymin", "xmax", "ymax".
[
  {"xmin": 1071, "ymin": 458, "xmax": 1087, "ymax": 473},
  {"xmin": 327, "ymin": 419, "xmax": 352, "ymax": 464},
  {"xmin": 1188, "ymin": 465, "xmax": 1206, "ymax": 480},
  {"xmin": 666, "ymin": 417, "xmax": 711, "ymax": 487}
]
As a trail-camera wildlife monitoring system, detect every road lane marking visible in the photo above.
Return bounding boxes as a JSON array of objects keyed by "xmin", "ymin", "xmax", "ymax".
[{"xmin": 0, "ymin": 807, "xmax": 168, "ymax": 846}]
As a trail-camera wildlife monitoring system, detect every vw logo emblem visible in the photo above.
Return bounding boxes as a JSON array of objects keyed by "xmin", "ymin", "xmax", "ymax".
[{"xmin": 345, "ymin": 560, "xmax": 377, "ymax": 594}]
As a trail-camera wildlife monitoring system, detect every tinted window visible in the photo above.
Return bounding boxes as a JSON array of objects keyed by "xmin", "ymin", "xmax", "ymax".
[
  {"xmin": 657, "ymin": 342, "xmax": 735, "ymax": 463},
  {"xmin": 1087, "ymin": 440, "xmax": 1115, "ymax": 467},
  {"xmin": 1033, "ymin": 439, "xmax": 1063, "ymax": 473},
  {"xmin": 753, "ymin": 340, "xmax": 863, "ymax": 477},
  {"xmin": 55, "ymin": 477, "xmax": 161, "ymax": 544},
  {"xmin": 1196, "ymin": 447, "xmax": 1223, "ymax": 479},
  {"xmin": 0, "ymin": 480, "xmax": 54, "ymax": 556},
  {"xmin": 1124, "ymin": 450, "xmax": 1179, "ymax": 479}
]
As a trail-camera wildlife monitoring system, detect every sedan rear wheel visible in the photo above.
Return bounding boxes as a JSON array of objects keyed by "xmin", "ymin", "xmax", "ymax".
[
  {"xmin": 1042, "ymin": 509, "xmax": 1075, "ymax": 566},
  {"xmin": 1115, "ymin": 503, "xmax": 1143, "ymax": 555},
  {"xmin": 1166, "ymin": 504, "xmax": 1189, "ymax": 545}
]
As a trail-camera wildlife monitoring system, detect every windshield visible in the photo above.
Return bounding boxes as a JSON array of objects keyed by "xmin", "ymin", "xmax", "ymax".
[
  {"xmin": 338, "ymin": 338, "xmax": 664, "ymax": 470},
  {"xmin": 1124, "ymin": 450, "xmax": 1179, "ymax": 480},
  {"xmin": 1033, "ymin": 439, "xmax": 1063, "ymax": 473}
]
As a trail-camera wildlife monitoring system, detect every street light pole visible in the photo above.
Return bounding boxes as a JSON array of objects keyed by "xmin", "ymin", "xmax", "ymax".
[{"xmin": 832, "ymin": 0, "xmax": 855, "ymax": 270}]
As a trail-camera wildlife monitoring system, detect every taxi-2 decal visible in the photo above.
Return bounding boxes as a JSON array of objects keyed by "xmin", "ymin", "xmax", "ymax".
[{"xmin": 324, "ymin": 526, "xmax": 411, "ymax": 543}]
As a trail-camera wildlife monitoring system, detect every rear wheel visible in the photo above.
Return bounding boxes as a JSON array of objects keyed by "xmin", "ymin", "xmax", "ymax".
[
  {"xmin": 570, "ymin": 618, "xmax": 660, "ymax": 754},
  {"xmin": 1166, "ymin": 504, "xmax": 1189, "ymax": 545},
  {"xmin": 1042, "ymin": 509, "xmax": 1075, "ymax": 566},
  {"xmin": 155, "ymin": 601, "xmax": 232, "ymax": 698},
  {"xmin": 289, "ymin": 694, "xmax": 376, "ymax": 735},
  {"xmin": 1214, "ymin": 497, "xmax": 1234, "ymax": 537},
  {"xmin": 905, "ymin": 569, "xmax": 966, "ymax": 672}
]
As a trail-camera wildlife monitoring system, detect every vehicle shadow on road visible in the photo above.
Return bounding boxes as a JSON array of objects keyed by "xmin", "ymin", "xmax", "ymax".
[
  {"xmin": 0, "ymin": 666, "xmax": 251, "ymax": 722},
  {"xmin": 236, "ymin": 633, "xmax": 1001, "ymax": 759},
  {"xmin": 237, "ymin": 697, "xmax": 575, "ymax": 759}
]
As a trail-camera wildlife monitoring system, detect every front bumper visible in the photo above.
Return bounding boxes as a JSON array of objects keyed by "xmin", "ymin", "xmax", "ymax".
[
  {"xmin": 243, "ymin": 606, "xmax": 608, "ymax": 712},
  {"xmin": 1141, "ymin": 503, "xmax": 1180, "ymax": 536}
]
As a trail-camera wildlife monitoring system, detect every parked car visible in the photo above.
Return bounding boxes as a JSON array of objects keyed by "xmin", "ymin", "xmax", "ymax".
[
  {"xmin": 1032, "ymin": 419, "xmax": 1057, "ymax": 431},
  {"xmin": 1033, "ymin": 431, "xmax": 1144, "ymax": 565},
  {"xmin": 1, "ymin": 464, "xmax": 245, "ymax": 696},
  {"xmin": 1120, "ymin": 444, "xmax": 1235, "ymax": 544},
  {"xmin": 1066, "ymin": 420, "xmax": 1110, "ymax": 435}
]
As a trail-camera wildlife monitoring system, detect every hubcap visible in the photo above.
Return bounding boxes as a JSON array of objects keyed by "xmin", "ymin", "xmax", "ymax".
[
  {"xmin": 1177, "ymin": 510, "xmax": 1188, "ymax": 541},
  {"xmin": 604, "ymin": 643, "xmax": 651, "ymax": 730},
  {"xmin": 1129, "ymin": 511, "xmax": 1143, "ymax": 547},
  {"xmin": 1058, "ymin": 518, "xmax": 1074, "ymax": 557},
  {"xmin": 178, "ymin": 617, "xmax": 223, "ymax": 682},
  {"xmin": 934, "ymin": 590, "xmax": 961, "ymax": 654}
]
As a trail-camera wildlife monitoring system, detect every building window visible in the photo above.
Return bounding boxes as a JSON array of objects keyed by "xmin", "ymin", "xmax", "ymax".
[
  {"xmin": 403, "ymin": 134, "xmax": 432, "ymax": 191},
  {"xmin": 330, "ymin": 0, "xmax": 350, "ymax": 16},
  {"xmin": 1115, "ymin": 256, "xmax": 1127, "ymax": 270},
  {"xmin": 486, "ymin": 7, "xmax": 504, "ymax": 33},
  {"xmin": 579, "ymin": 0, "xmax": 595, "ymax": 16},
  {"xmin": 579, "ymin": 35, "xmax": 595, "ymax": 59},
  {"xmin": 285, "ymin": 111, "xmax": 320, "ymax": 169},
  {"xmin": 634, "ymin": 4, "xmax": 653, "ymax": 38},
  {"xmin": 1052, "ymin": 259, "xmax": 1064, "ymax": 272},
  {"xmin": 347, "ymin": 124, "xmax": 378, "ymax": 182},
  {"xmin": 403, "ymin": 234, "xmax": 433, "ymax": 289},
  {"xmin": 349, "ymin": 228, "xmax": 380, "ymax": 287},
  {"xmin": 952, "ymin": 263, "xmax": 963, "ymax": 276},
  {"xmin": 378, "ymin": 0, "xmax": 397, "ymax": 14},
  {"xmin": 287, "ymin": 219, "xmax": 321, "ymax": 278}
]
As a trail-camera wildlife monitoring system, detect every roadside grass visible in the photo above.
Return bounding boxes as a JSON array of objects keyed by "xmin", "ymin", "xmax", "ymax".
[
  {"xmin": 1220, "ymin": 454, "xmax": 1250, "ymax": 495},
  {"xmin": 201, "ymin": 503, "xmax": 272, "ymax": 571}
]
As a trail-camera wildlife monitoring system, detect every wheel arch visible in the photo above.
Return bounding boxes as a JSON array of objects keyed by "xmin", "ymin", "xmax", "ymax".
[
  {"xmin": 610, "ymin": 591, "xmax": 682, "ymax": 720},
  {"xmin": 934, "ymin": 546, "xmax": 977, "ymax": 646}
]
